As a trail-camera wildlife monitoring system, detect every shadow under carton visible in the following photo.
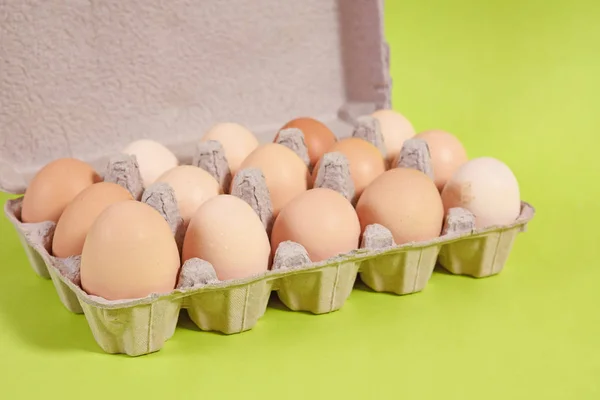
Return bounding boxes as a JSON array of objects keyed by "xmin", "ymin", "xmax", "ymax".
[{"xmin": 4, "ymin": 197, "xmax": 534, "ymax": 356}]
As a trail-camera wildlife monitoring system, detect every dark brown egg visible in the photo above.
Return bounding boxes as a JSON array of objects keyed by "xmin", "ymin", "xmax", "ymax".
[{"xmin": 276, "ymin": 117, "xmax": 337, "ymax": 168}]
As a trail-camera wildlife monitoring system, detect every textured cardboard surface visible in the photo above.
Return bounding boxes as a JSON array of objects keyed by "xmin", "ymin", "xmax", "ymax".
[{"xmin": 0, "ymin": 0, "xmax": 390, "ymax": 193}]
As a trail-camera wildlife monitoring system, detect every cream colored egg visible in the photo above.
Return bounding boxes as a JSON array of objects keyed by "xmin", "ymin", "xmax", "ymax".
[
  {"xmin": 441, "ymin": 157, "xmax": 520, "ymax": 228},
  {"xmin": 371, "ymin": 109, "xmax": 416, "ymax": 165},
  {"xmin": 122, "ymin": 139, "xmax": 178, "ymax": 188},
  {"xmin": 156, "ymin": 165, "xmax": 221, "ymax": 226},
  {"xmin": 200, "ymin": 123, "xmax": 259, "ymax": 175}
]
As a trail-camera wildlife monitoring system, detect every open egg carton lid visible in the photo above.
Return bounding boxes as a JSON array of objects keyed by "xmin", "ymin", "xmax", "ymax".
[{"xmin": 0, "ymin": 0, "xmax": 391, "ymax": 194}]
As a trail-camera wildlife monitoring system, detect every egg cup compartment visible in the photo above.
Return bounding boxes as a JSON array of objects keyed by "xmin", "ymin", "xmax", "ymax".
[
  {"xmin": 8, "ymin": 200, "xmax": 54, "ymax": 279},
  {"xmin": 438, "ymin": 225, "xmax": 524, "ymax": 278},
  {"xmin": 184, "ymin": 280, "xmax": 273, "ymax": 335},
  {"xmin": 15, "ymin": 228, "xmax": 51, "ymax": 279},
  {"xmin": 7, "ymin": 197, "xmax": 83, "ymax": 314},
  {"xmin": 435, "ymin": 204, "xmax": 533, "ymax": 277},
  {"xmin": 48, "ymin": 259, "xmax": 83, "ymax": 314},
  {"xmin": 359, "ymin": 245, "xmax": 441, "ymax": 295},
  {"xmin": 276, "ymin": 260, "xmax": 361, "ymax": 314},
  {"xmin": 357, "ymin": 223, "xmax": 441, "ymax": 295},
  {"xmin": 81, "ymin": 296, "xmax": 182, "ymax": 356}
]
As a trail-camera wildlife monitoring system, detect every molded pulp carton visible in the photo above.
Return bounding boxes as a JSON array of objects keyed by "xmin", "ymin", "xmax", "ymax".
[{"xmin": 0, "ymin": 0, "xmax": 535, "ymax": 356}]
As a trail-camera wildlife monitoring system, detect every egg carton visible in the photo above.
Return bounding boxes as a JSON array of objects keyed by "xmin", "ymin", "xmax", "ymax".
[
  {"xmin": 4, "ymin": 196, "xmax": 534, "ymax": 356},
  {"xmin": 1, "ymin": 0, "xmax": 536, "ymax": 356}
]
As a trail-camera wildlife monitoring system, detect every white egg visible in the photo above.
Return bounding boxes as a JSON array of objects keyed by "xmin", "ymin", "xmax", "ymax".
[
  {"xmin": 370, "ymin": 109, "xmax": 416, "ymax": 165},
  {"xmin": 122, "ymin": 139, "xmax": 178, "ymax": 188},
  {"xmin": 441, "ymin": 157, "xmax": 521, "ymax": 228}
]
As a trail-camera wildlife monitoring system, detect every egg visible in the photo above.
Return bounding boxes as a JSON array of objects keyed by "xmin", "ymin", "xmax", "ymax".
[
  {"xmin": 271, "ymin": 188, "xmax": 361, "ymax": 262},
  {"xmin": 200, "ymin": 122, "xmax": 259, "ymax": 175},
  {"xmin": 312, "ymin": 138, "xmax": 386, "ymax": 202},
  {"xmin": 235, "ymin": 143, "xmax": 310, "ymax": 216},
  {"xmin": 276, "ymin": 117, "xmax": 337, "ymax": 167},
  {"xmin": 441, "ymin": 157, "xmax": 520, "ymax": 228},
  {"xmin": 21, "ymin": 158, "xmax": 101, "ymax": 223},
  {"xmin": 414, "ymin": 130, "xmax": 468, "ymax": 191},
  {"xmin": 52, "ymin": 182, "xmax": 133, "ymax": 258},
  {"xmin": 182, "ymin": 195, "xmax": 270, "ymax": 280},
  {"xmin": 155, "ymin": 165, "xmax": 221, "ymax": 226},
  {"xmin": 370, "ymin": 109, "xmax": 416, "ymax": 165},
  {"xmin": 122, "ymin": 139, "xmax": 178, "ymax": 188},
  {"xmin": 80, "ymin": 200, "xmax": 180, "ymax": 300},
  {"xmin": 356, "ymin": 168, "xmax": 444, "ymax": 244}
]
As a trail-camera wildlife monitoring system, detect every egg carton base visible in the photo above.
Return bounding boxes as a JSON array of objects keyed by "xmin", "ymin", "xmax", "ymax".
[
  {"xmin": 81, "ymin": 297, "xmax": 181, "ymax": 356},
  {"xmin": 184, "ymin": 279, "xmax": 272, "ymax": 334},
  {"xmin": 48, "ymin": 263, "xmax": 84, "ymax": 313},
  {"xmin": 17, "ymin": 229, "xmax": 51, "ymax": 279},
  {"xmin": 4, "ymin": 197, "xmax": 535, "ymax": 356},
  {"xmin": 438, "ymin": 228, "xmax": 520, "ymax": 278},
  {"xmin": 359, "ymin": 245, "xmax": 440, "ymax": 294},
  {"xmin": 275, "ymin": 261, "xmax": 360, "ymax": 314}
]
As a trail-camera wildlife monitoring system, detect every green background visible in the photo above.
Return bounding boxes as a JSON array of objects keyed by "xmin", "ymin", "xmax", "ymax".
[{"xmin": 1, "ymin": 0, "xmax": 598, "ymax": 398}]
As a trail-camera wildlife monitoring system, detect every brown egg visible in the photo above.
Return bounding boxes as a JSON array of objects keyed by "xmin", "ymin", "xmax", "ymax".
[
  {"xmin": 371, "ymin": 109, "xmax": 416, "ymax": 165},
  {"xmin": 182, "ymin": 195, "xmax": 270, "ymax": 280},
  {"xmin": 415, "ymin": 130, "xmax": 468, "ymax": 191},
  {"xmin": 52, "ymin": 182, "xmax": 134, "ymax": 258},
  {"xmin": 21, "ymin": 158, "xmax": 102, "ymax": 223},
  {"xmin": 312, "ymin": 138, "xmax": 386, "ymax": 202},
  {"xmin": 271, "ymin": 188, "xmax": 361, "ymax": 262},
  {"xmin": 276, "ymin": 117, "xmax": 337, "ymax": 167},
  {"xmin": 235, "ymin": 143, "xmax": 310, "ymax": 216},
  {"xmin": 80, "ymin": 200, "xmax": 180, "ymax": 301},
  {"xmin": 356, "ymin": 168, "xmax": 444, "ymax": 245}
]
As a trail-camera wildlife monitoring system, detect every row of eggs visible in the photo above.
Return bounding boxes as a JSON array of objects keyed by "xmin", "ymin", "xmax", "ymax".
[{"xmin": 18, "ymin": 110, "xmax": 521, "ymax": 301}]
